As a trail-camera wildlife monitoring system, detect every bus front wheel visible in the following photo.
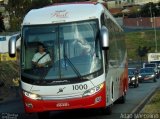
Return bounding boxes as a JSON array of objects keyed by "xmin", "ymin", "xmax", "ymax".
[{"xmin": 101, "ymin": 104, "xmax": 112, "ymax": 115}]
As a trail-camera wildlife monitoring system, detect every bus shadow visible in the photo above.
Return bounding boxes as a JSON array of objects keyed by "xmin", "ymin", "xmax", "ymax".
[{"xmin": 50, "ymin": 109, "xmax": 102, "ymax": 119}]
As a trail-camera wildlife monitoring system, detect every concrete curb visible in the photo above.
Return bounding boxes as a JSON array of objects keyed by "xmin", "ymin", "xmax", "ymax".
[
  {"xmin": 131, "ymin": 88, "xmax": 156, "ymax": 114},
  {"xmin": 131, "ymin": 81, "xmax": 160, "ymax": 115}
]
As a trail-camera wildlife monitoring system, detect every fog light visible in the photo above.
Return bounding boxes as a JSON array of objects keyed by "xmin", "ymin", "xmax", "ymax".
[
  {"xmin": 25, "ymin": 103, "xmax": 33, "ymax": 108},
  {"xmin": 95, "ymin": 96, "xmax": 101, "ymax": 103}
]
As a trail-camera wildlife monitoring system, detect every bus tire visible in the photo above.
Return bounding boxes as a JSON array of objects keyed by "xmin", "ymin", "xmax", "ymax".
[
  {"xmin": 117, "ymin": 92, "xmax": 126, "ymax": 104},
  {"xmin": 37, "ymin": 111, "xmax": 50, "ymax": 119},
  {"xmin": 120, "ymin": 92, "xmax": 126, "ymax": 104},
  {"xmin": 101, "ymin": 104, "xmax": 112, "ymax": 115}
]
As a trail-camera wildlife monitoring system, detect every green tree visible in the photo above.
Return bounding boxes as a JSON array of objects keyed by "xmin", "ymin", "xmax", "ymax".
[
  {"xmin": 31, "ymin": 0, "xmax": 51, "ymax": 9},
  {"xmin": 6, "ymin": 0, "xmax": 51, "ymax": 31},
  {"xmin": 52, "ymin": 0, "xmax": 86, "ymax": 3},
  {"xmin": 6, "ymin": 0, "xmax": 32, "ymax": 31},
  {"xmin": 0, "ymin": 12, "xmax": 5, "ymax": 32},
  {"xmin": 137, "ymin": 46, "xmax": 151, "ymax": 66},
  {"xmin": 140, "ymin": 2, "xmax": 160, "ymax": 17}
]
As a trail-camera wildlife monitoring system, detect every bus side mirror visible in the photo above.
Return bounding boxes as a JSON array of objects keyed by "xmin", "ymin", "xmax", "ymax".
[
  {"xmin": 100, "ymin": 26, "xmax": 109, "ymax": 50},
  {"xmin": 9, "ymin": 33, "xmax": 21, "ymax": 57}
]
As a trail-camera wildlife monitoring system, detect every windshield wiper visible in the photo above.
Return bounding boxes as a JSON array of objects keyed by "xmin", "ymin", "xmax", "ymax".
[{"xmin": 64, "ymin": 55, "xmax": 83, "ymax": 80}]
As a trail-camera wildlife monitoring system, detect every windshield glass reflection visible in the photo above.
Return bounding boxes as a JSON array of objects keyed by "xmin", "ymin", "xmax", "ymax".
[{"xmin": 21, "ymin": 20, "xmax": 103, "ymax": 81}]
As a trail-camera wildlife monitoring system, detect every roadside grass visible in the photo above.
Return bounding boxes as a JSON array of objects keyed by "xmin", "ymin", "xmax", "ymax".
[
  {"xmin": 0, "ymin": 61, "xmax": 19, "ymax": 100},
  {"xmin": 141, "ymin": 89, "xmax": 160, "ymax": 114},
  {"xmin": 125, "ymin": 30, "xmax": 160, "ymax": 60}
]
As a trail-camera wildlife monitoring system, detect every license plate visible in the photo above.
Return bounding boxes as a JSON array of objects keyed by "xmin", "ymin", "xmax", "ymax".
[
  {"xmin": 144, "ymin": 77, "xmax": 149, "ymax": 80},
  {"xmin": 56, "ymin": 102, "xmax": 70, "ymax": 107}
]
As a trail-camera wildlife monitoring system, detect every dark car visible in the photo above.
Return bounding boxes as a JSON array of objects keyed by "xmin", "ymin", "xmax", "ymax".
[
  {"xmin": 138, "ymin": 67, "xmax": 157, "ymax": 83},
  {"xmin": 128, "ymin": 68, "xmax": 139, "ymax": 88},
  {"xmin": 143, "ymin": 62, "xmax": 159, "ymax": 78}
]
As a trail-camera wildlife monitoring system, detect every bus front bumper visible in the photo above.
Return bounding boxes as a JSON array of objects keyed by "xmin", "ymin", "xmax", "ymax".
[{"xmin": 23, "ymin": 85, "xmax": 106, "ymax": 113}]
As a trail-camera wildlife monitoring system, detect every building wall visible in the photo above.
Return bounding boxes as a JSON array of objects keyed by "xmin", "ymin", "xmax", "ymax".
[
  {"xmin": 108, "ymin": 0, "xmax": 160, "ymax": 9},
  {"xmin": 134, "ymin": 0, "xmax": 160, "ymax": 5},
  {"xmin": 123, "ymin": 17, "xmax": 160, "ymax": 28},
  {"xmin": 107, "ymin": 1, "xmax": 116, "ymax": 9}
]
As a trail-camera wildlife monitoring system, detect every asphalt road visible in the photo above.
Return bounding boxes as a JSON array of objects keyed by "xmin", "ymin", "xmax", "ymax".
[{"xmin": 0, "ymin": 79, "xmax": 160, "ymax": 119}]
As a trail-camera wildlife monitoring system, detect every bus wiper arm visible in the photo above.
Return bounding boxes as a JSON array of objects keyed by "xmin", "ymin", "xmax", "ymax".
[{"xmin": 64, "ymin": 55, "xmax": 83, "ymax": 80}]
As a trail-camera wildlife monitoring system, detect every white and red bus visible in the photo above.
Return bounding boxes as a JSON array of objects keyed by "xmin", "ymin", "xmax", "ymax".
[{"xmin": 9, "ymin": 2, "xmax": 128, "ymax": 118}]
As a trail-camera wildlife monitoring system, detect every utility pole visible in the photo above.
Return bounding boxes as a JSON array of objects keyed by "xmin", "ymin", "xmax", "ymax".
[
  {"xmin": 149, "ymin": 4, "xmax": 158, "ymax": 53},
  {"xmin": 153, "ymin": 12, "xmax": 157, "ymax": 52}
]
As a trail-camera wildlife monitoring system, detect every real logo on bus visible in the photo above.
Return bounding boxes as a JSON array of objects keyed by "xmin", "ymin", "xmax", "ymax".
[
  {"xmin": 52, "ymin": 10, "xmax": 69, "ymax": 18},
  {"xmin": 56, "ymin": 102, "xmax": 70, "ymax": 107}
]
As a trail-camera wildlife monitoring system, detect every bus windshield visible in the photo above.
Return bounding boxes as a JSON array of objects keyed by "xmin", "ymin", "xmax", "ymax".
[{"xmin": 21, "ymin": 20, "xmax": 103, "ymax": 83}]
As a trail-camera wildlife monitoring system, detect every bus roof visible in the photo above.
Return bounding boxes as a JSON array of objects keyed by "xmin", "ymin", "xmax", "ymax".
[{"xmin": 22, "ymin": 2, "xmax": 104, "ymax": 25}]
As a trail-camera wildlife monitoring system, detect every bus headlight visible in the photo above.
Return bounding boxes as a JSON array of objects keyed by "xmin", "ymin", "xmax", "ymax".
[
  {"xmin": 83, "ymin": 83, "xmax": 104, "ymax": 97},
  {"xmin": 23, "ymin": 91, "xmax": 42, "ymax": 100}
]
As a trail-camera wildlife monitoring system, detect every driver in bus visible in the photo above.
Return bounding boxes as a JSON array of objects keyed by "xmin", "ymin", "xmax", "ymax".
[{"xmin": 32, "ymin": 43, "xmax": 51, "ymax": 68}]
